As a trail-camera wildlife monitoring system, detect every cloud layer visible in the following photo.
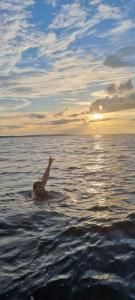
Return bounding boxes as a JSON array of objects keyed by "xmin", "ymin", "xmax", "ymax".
[
  {"xmin": 0, "ymin": 0, "xmax": 135, "ymax": 134},
  {"xmin": 90, "ymin": 79, "xmax": 135, "ymax": 113}
]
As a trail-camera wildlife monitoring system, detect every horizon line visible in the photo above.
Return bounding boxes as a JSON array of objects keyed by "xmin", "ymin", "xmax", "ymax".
[{"xmin": 0, "ymin": 133, "xmax": 135, "ymax": 138}]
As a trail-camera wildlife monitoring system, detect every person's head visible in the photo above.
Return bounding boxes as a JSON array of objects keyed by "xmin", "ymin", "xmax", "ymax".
[{"xmin": 33, "ymin": 181, "xmax": 45, "ymax": 198}]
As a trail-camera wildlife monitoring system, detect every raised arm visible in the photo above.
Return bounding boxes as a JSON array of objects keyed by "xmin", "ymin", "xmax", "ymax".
[{"xmin": 42, "ymin": 156, "xmax": 54, "ymax": 187}]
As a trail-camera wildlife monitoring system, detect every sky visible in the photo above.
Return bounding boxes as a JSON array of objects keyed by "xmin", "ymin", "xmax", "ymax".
[{"xmin": 0, "ymin": 0, "xmax": 135, "ymax": 135}]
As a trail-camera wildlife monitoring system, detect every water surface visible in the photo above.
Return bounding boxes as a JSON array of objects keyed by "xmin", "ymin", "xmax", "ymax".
[{"xmin": 0, "ymin": 135, "xmax": 135, "ymax": 300}]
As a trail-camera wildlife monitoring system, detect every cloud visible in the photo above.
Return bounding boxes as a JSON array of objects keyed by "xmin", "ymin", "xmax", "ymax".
[
  {"xmin": 0, "ymin": 0, "xmax": 34, "ymax": 10},
  {"xmin": 97, "ymin": 4, "xmax": 121, "ymax": 20},
  {"xmin": 89, "ymin": 78, "xmax": 135, "ymax": 114},
  {"xmin": 69, "ymin": 110, "xmax": 89, "ymax": 118},
  {"xmin": 104, "ymin": 46, "xmax": 135, "ymax": 68},
  {"xmin": 1, "ymin": 50, "xmax": 131, "ymax": 102},
  {"xmin": 0, "ymin": 0, "xmax": 128, "ymax": 81},
  {"xmin": 102, "ymin": 20, "xmax": 135, "ymax": 38},
  {"xmin": 90, "ymin": 93, "xmax": 135, "ymax": 113},
  {"xmin": 104, "ymin": 54, "xmax": 134, "ymax": 68},
  {"xmin": 0, "ymin": 0, "xmax": 134, "ymax": 124},
  {"xmin": 49, "ymin": 2, "xmax": 87, "ymax": 29},
  {"xmin": 118, "ymin": 46, "xmax": 135, "ymax": 56},
  {"xmin": 54, "ymin": 108, "xmax": 69, "ymax": 117},
  {"xmin": 48, "ymin": 2, "xmax": 122, "ymax": 57},
  {"xmin": 53, "ymin": 109, "xmax": 91, "ymax": 121},
  {"xmin": 0, "ymin": 98, "xmax": 31, "ymax": 112},
  {"xmin": 69, "ymin": 112, "xmax": 82, "ymax": 118},
  {"xmin": 48, "ymin": 117, "xmax": 85, "ymax": 125},
  {"xmin": 107, "ymin": 78, "xmax": 133, "ymax": 94},
  {"xmin": 90, "ymin": 0, "xmax": 101, "ymax": 6},
  {"xmin": 28, "ymin": 113, "xmax": 47, "ymax": 119},
  {"xmin": 0, "ymin": 125, "xmax": 24, "ymax": 129},
  {"xmin": 0, "ymin": 0, "xmax": 35, "ymax": 75},
  {"xmin": 46, "ymin": 0, "xmax": 57, "ymax": 7}
]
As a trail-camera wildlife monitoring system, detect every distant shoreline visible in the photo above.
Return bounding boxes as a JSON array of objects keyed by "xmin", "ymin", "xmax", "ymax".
[{"xmin": 0, "ymin": 133, "xmax": 135, "ymax": 138}]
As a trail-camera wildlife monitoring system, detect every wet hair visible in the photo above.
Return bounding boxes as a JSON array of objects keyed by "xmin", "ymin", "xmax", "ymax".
[
  {"xmin": 33, "ymin": 181, "xmax": 42, "ymax": 192},
  {"xmin": 33, "ymin": 181, "xmax": 48, "ymax": 199}
]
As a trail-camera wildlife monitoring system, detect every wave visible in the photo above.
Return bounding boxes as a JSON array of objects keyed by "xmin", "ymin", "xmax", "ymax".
[{"xmin": 0, "ymin": 135, "xmax": 135, "ymax": 300}]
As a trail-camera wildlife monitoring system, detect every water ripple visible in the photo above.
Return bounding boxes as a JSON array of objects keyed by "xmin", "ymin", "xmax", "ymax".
[{"xmin": 0, "ymin": 135, "xmax": 135, "ymax": 300}]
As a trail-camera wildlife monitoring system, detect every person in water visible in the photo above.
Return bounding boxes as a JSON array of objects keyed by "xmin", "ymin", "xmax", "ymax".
[{"xmin": 33, "ymin": 156, "xmax": 54, "ymax": 199}]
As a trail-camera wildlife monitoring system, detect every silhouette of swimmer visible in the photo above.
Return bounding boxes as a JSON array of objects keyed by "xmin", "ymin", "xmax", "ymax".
[{"xmin": 33, "ymin": 156, "xmax": 54, "ymax": 199}]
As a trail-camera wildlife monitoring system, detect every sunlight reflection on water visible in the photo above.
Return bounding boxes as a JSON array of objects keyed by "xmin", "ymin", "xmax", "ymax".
[{"xmin": 0, "ymin": 135, "xmax": 135, "ymax": 300}]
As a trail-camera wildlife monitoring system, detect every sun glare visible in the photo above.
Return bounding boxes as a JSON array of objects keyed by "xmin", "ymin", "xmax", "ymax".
[{"xmin": 92, "ymin": 113, "xmax": 103, "ymax": 121}]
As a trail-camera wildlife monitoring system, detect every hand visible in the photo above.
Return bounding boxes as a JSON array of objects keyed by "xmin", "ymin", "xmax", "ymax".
[{"xmin": 49, "ymin": 156, "xmax": 54, "ymax": 165}]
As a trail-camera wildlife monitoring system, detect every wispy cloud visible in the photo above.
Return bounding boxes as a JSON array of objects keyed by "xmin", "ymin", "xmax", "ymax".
[
  {"xmin": 97, "ymin": 4, "xmax": 121, "ymax": 20},
  {"xmin": 50, "ymin": 2, "xmax": 87, "ymax": 29},
  {"xmin": 0, "ymin": 98, "xmax": 31, "ymax": 112},
  {"xmin": 101, "ymin": 19, "xmax": 135, "ymax": 38},
  {"xmin": 0, "ymin": 0, "xmax": 135, "ymax": 135},
  {"xmin": 0, "ymin": 0, "xmax": 35, "ymax": 75},
  {"xmin": 28, "ymin": 113, "xmax": 47, "ymax": 119},
  {"xmin": 0, "ymin": 124, "xmax": 24, "ymax": 129},
  {"xmin": 54, "ymin": 108, "xmax": 69, "ymax": 117},
  {"xmin": 1, "ymin": 51, "xmax": 131, "ymax": 103},
  {"xmin": 48, "ymin": 117, "xmax": 85, "ymax": 126}
]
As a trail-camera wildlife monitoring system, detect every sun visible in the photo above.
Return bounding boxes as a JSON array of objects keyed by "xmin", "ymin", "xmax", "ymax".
[{"xmin": 92, "ymin": 113, "xmax": 103, "ymax": 121}]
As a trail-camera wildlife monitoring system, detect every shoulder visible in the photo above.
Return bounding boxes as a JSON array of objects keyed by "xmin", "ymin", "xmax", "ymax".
[
  {"xmin": 32, "ymin": 192, "xmax": 37, "ymax": 200},
  {"xmin": 32, "ymin": 191, "xmax": 48, "ymax": 201}
]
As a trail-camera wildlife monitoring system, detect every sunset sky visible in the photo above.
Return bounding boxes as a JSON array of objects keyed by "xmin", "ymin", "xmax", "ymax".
[{"xmin": 0, "ymin": 0, "xmax": 135, "ymax": 135}]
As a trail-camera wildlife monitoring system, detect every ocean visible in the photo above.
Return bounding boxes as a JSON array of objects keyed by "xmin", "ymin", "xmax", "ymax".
[{"xmin": 0, "ymin": 135, "xmax": 135, "ymax": 300}]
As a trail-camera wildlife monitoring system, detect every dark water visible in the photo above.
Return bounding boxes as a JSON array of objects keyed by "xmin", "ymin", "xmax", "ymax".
[{"xmin": 0, "ymin": 135, "xmax": 135, "ymax": 300}]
